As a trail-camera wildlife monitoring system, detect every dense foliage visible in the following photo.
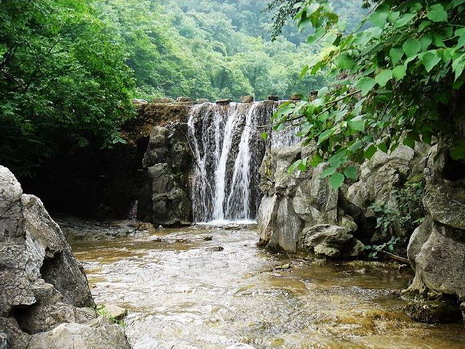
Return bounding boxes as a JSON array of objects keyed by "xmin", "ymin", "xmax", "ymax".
[
  {"xmin": 0, "ymin": 0, "xmax": 365, "ymax": 177},
  {"xmin": 93, "ymin": 0, "xmax": 331, "ymax": 101},
  {"xmin": 272, "ymin": 0, "xmax": 465, "ymax": 189},
  {"xmin": 0, "ymin": 0, "xmax": 134, "ymax": 176}
]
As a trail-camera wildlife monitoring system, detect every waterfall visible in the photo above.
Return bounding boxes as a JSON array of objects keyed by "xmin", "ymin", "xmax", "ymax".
[{"xmin": 188, "ymin": 101, "xmax": 274, "ymax": 223}]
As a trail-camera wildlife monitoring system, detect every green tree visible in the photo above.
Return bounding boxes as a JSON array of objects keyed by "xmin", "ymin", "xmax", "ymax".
[
  {"xmin": 271, "ymin": 0, "xmax": 465, "ymax": 189},
  {"xmin": 0, "ymin": 0, "xmax": 135, "ymax": 177}
]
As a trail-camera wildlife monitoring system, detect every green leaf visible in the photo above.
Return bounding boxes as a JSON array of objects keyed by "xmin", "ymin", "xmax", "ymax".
[
  {"xmin": 394, "ymin": 13, "xmax": 416, "ymax": 28},
  {"xmin": 427, "ymin": 4, "xmax": 448, "ymax": 22},
  {"xmin": 348, "ymin": 140, "xmax": 363, "ymax": 153},
  {"xmin": 310, "ymin": 154, "xmax": 323, "ymax": 167},
  {"xmin": 375, "ymin": 70, "xmax": 393, "ymax": 87},
  {"xmin": 261, "ymin": 132, "xmax": 268, "ymax": 141},
  {"xmin": 419, "ymin": 35, "xmax": 433, "ymax": 51},
  {"xmin": 402, "ymin": 38, "xmax": 420, "ymax": 58},
  {"xmin": 356, "ymin": 77, "xmax": 377, "ymax": 96},
  {"xmin": 318, "ymin": 128, "xmax": 335, "ymax": 144},
  {"xmin": 288, "ymin": 159, "xmax": 306, "ymax": 174},
  {"xmin": 403, "ymin": 137, "xmax": 415, "ymax": 149},
  {"xmin": 321, "ymin": 165, "xmax": 338, "ymax": 178},
  {"xmin": 307, "ymin": 27, "xmax": 326, "ymax": 45},
  {"xmin": 318, "ymin": 86, "xmax": 329, "ymax": 98},
  {"xmin": 329, "ymin": 172, "xmax": 345, "ymax": 189},
  {"xmin": 343, "ymin": 166, "xmax": 358, "ymax": 180},
  {"xmin": 299, "ymin": 65, "xmax": 309, "ymax": 79},
  {"xmin": 364, "ymin": 145, "xmax": 377, "ymax": 159},
  {"xmin": 452, "ymin": 54, "xmax": 465, "ymax": 81},
  {"xmin": 451, "ymin": 0, "xmax": 465, "ymax": 8},
  {"xmin": 389, "ymin": 47, "xmax": 404, "ymax": 66},
  {"xmin": 349, "ymin": 119, "xmax": 365, "ymax": 132},
  {"xmin": 378, "ymin": 143, "xmax": 388, "ymax": 153},
  {"xmin": 450, "ymin": 140, "xmax": 465, "ymax": 160},
  {"xmin": 456, "ymin": 28, "xmax": 465, "ymax": 48},
  {"xmin": 370, "ymin": 11, "xmax": 388, "ymax": 28},
  {"xmin": 310, "ymin": 60, "xmax": 325, "ymax": 75},
  {"xmin": 392, "ymin": 65, "xmax": 407, "ymax": 80},
  {"xmin": 421, "ymin": 50, "xmax": 441, "ymax": 72},
  {"xmin": 335, "ymin": 53, "xmax": 355, "ymax": 69}
]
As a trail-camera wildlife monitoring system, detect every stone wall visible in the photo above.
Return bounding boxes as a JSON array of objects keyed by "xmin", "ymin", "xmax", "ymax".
[
  {"xmin": 0, "ymin": 166, "xmax": 130, "ymax": 349},
  {"xmin": 141, "ymin": 124, "xmax": 192, "ymax": 226}
]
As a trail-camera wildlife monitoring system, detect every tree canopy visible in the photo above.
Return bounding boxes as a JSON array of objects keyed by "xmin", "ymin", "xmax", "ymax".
[
  {"xmin": 271, "ymin": 0, "xmax": 465, "ymax": 189},
  {"xmin": 0, "ymin": 0, "xmax": 365, "ymax": 177},
  {"xmin": 0, "ymin": 0, "xmax": 134, "ymax": 176}
]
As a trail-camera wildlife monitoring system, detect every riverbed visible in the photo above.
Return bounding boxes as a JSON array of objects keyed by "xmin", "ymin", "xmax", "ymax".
[{"xmin": 70, "ymin": 224, "xmax": 465, "ymax": 349}]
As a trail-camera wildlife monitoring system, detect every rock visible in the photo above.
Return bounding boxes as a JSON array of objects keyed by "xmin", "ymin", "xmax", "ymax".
[
  {"xmin": 404, "ymin": 301, "xmax": 463, "ymax": 323},
  {"xmin": 0, "ymin": 167, "xmax": 93, "ymax": 318},
  {"xmin": 268, "ymin": 95, "xmax": 279, "ymax": 101},
  {"xmin": 0, "ymin": 317, "xmax": 30, "ymax": 349},
  {"xmin": 275, "ymin": 264, "xmax": 291, "ymax": 270},
  {"xmin": 132, "ymin": 99, "xmax": 148, "ymax": 106},
  {"xmin": 216, "ymin": 99, "xmax": 232, "ymax": 105},
  {"xmin": 100, "ymin": 304, "xmax": 127, "ymax": 321},
  {"xmin": 176, "ymin": 96, "xmax": 194, "ymax": 103},
  {"xmin": 151, "ymin": 98, "xmax": 175, "ymax": 103},
  {"xmin": 27, "ymin": 317, "xmax": 130, "ymax": 349},
  {"xmin": 196, "ymin": 98, "xmax": 210, "ymax": 104},
  {"xmin": 303, "ymin": 224, "xmax": 364, "ymax": 259},
  {"xmin": 289, "ymin": 94, "xmax": 301, "ymax": 101},
  {"xmin": 211, "ymin": 246, "xmax": 224, "ymax": 251},
  {"xmin": 241, "ymin": 95, "xmax": 254, "ymax": 103},
  {"xmin": 0, "ymin": 166, "xmax": 130, "ymax": 349},
  {"xmin": 143, "ymin": 125, "xmax": 192, "ymax": 226},
  {"xmin": 0, "ymin": 333, "xmax": 7, "ymax": 349},
  {"xmin": 203, "ymin": 235, "xmax": 213, "ymax": 241},
  {"xmin": 404, "ymin": 141, "xmax": 465, "ymax": 322}
]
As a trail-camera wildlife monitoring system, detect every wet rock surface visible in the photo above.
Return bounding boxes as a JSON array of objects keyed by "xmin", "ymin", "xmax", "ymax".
[{"xmin": 0, "ymin": 166, "xmax": 130, "ymax": 349}]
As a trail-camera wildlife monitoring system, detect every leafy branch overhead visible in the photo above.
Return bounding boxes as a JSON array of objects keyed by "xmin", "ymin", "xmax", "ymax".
[{"xmin": 271, "ymin": 0, "xmax": 465, "ymax": 189}]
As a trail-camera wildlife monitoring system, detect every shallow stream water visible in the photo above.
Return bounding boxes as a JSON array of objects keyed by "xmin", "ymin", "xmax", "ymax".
[{"xmin": 71, "ymin": 225, "xmax": 465, "ymax": 349}]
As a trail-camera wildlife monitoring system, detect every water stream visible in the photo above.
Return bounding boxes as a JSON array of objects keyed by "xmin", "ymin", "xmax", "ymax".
[
  {"xmin": 187, "ymin": 102, "xmax": 276, "ymax": 223},
  {"xmin": 71, "ymin": 225, "xmax": 465, "ymax": 349}
]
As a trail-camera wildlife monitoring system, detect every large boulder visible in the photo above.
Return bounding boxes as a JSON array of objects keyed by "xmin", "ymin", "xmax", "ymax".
[
  {"xmin": 257, "ymin": 144, "xmax": 340, "ymax": 253},
  {"xmin": 302, "ymin": 224, "xmax": 364, "ymax": 259},
  {"xmin": 405, "ymin": 142, "xmax": 465, "ymax": 321},
  {"xmin": 0, "ymin": 166, "xmax": 130, "ymax": 348}
]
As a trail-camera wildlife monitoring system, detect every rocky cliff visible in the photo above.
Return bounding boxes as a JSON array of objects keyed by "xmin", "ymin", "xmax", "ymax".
[
  {"xmin": 258, "ymin": 143, "xmax": 427, "ymax": 256},
  {"xmin": 405, "ymin": 142, "xmax": 465, "ymax": 322},
  {"xmin": 0, "ymin": 166, "xmax": 130, "ymax": 349}
]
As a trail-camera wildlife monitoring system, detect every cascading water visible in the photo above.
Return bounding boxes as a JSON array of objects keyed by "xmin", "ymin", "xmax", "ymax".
[{"xmin": 188, "ymin": 101, "xmax": 275, "ymax": 223}]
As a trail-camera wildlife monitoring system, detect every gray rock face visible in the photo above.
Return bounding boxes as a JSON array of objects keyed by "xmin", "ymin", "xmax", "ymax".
[
  {"xmin": 0, "ymin": 166, "xmax": 130, "ymax": 348},
  {"xmin": 407, "ymin": 143, "xmax": 465, "ymax": 312},
  {"xmin": 303, "ymin": 224, "xmax": 364, "ymax": 258},
  {"xmin": 257, "ymin": 142, "xmax": 427, "ymax": 255},
  {"xmin": 143, "ymin": 125, "xmax": 192, "ymax": 226},
  {"xmin": 257, "ymin": 144, "xmax": 351, "ymax": 255}
]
